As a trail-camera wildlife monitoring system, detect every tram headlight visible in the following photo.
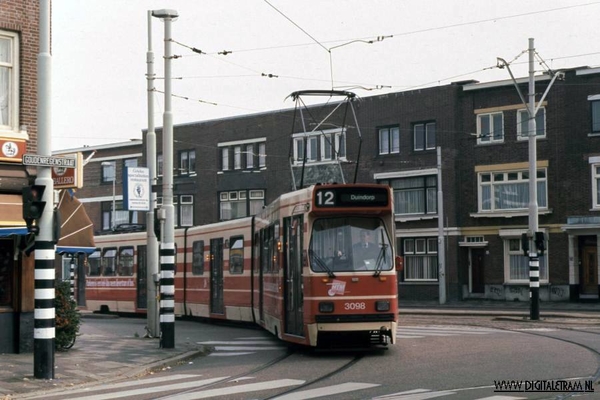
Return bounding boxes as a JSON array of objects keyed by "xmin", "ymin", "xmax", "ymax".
[
  {"xmin": 319, "ymin": 302, "xmax": 334, "ymax": 313},
  {"xmin": 375, "ymin": 301, "xmax": 390, "ymax": 312}
]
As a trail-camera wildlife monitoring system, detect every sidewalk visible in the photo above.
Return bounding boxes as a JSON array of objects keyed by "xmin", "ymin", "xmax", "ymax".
[{"xmin": 0, "ymin": 300, "xmax": 598, "ymax": 399}]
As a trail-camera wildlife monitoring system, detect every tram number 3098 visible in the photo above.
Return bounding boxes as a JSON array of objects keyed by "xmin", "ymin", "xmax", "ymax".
[{"xmin": 344, "ymin": 302, "xmax": 366, "ymax": 310}]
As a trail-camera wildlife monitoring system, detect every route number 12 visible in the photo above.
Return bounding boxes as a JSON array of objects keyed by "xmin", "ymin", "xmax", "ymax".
[{"xmin": 316, "ymin": 190, "xmax": 335, "ymax": 206}]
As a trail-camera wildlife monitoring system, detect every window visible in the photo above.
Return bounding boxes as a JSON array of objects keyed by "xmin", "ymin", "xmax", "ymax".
[
  {"xmin": 403, "ymin": 238, "xmax": 438, "ymax": 281},
  {"xmin": 102, "ymin": 200, "xmax": 139, "ymax": 231},
  {"xmin": 292, "ymin": 128, "xmax": 346, "ymax": 164},
  {"xmin": 258, "ymin": 142, "xmax": 266, "ymax": 168},
  {"xmin": 229, "ymin": 236, "xmax": 244, "ymax": 274},
  {"xmin": 414, "ymin": 122, "xmax": 435, "ymax": 151},
  {"xmin": 179, "ymin": 150, "xmax": 196, "ymax": 175},
  {"xmin": 234, "ymin": 146, "xmax": 242, "ymax": 170},
  {"xmin": 245, "ymin": 144, "xmax": 254, "ymax": 169},
  {"xmin": 124, "ymin": 158, "xmax": 138, "ymax": 169},
  {"xmin": 479, "ymin": 169, "xmax": 547, "ymax": 212},
  {"xmin": 102, "ymin": 161, "xmax": 116, "ymax": 184},
  {"xmin": 0, "ymin": 32, "xmax": 19, "ymax": 133},
  {"xmin": 477, "ymin": 112, "xmax": 504, "ymax": 143},
  {"xmin": 192, "ymin": 240, "xmax": 204, "ymax": 275},
  {"xmin": 591, "ymin": 97, "xmax": 600, "ymax": 134},
  {"xmin": 219, "ymin": 189, "xmax": 265, "ymax": 220},
  {"xmin": 379, "ymin": 175, "xmax": 437, "ymax": 215},
  {"xmin": 379, "ymin": 126, "xmax": 400, "ymax": 155},
  {"xmin": 221, "ymin": 148, "xmax": 230, "ymax": 171},
  {"xmin": 179, "ymin": 195, "xmax": 194, "ymax": 226},
  {"xmin": 102, "ymin": 248, "xmax": 117, "ymax": 276},
  {"xmin": 157, "ymin": 154, "xmax": 163, "ymax": 177},
  {"xmin": 87, "ymin": 250, "xmax": 101, "ymax": 276},
  {"xmin": 592, "ymin": 163, "xmax": 600, "ymax": 209},
  {"xmin": 517, "ymin": 108, "xmax": 546, "ymax": 139},
  {"xmin": 505, "ymin": 238, "xmax": 547, "ymax": 282},
  {"xmin": 219, "ymin": 140, "xmax": 266, "ymax": 171},
  {"xmin": 118, "ymin": 247, "xmax": 134, "ymax": 276}
]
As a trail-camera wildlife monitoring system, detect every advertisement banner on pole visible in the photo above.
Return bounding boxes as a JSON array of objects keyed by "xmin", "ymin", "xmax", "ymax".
[{"xmin": 123, "ymin": 167, "xmax": 150, "ymax": 211}]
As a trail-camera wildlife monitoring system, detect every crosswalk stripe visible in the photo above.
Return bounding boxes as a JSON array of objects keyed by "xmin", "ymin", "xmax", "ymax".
[
  {"xmin": 198, "ymin": 340, "xmax": 280, "ymax": 345},
  {"xmin": 214, "ymin": 346, "xmax": 284, "ymax": 351},
  {"xmin": 477, "ymin": 396, "xmax": 526, "ymax": 399},
  {"xmin": 209, "ymin": 351, "xmax": 255, "ymax": 357},
  {"xmin": 372, "ymin": 388, "xmax": 456, "ymax": 400},
  {"xmin": 166, "ymin": 379, "xmax": 305, "ymax": 400},
  {"xmin": 270, "ymin": 382, "xmax": 380, "ymax": 400},
  {"xmin": 67, "ymin": 377, "xmax": 228, "ymax": 400},
  {"xmin": 25, "ymin": 374, "xmax": 201, "ymax": 399}
]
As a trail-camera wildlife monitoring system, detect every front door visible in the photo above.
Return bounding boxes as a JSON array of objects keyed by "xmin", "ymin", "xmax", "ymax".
[
  {"xmin": 581, "ymin": 245, "xmax": 598, "ymax": 295},
  {"xmin": 471, "ymin": 248, "xmax": 485, "ymax": 294},
  {"xmin": 284, "ymin": 216, "xmax": 304, "ymax": 337},
  {"xmin": 210, "ymin": 238, "xmax": 224, "ymax": 314}
]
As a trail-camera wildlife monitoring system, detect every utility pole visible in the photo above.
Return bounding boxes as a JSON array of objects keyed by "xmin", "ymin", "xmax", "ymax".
[
  {"xmin": 34, "ymin": 0, "xmax": 55, "ymax": 379},
  {"xmin": 152, "ymin": 9, "xmax": 178, "ymax": 349},
  {"xmin": 437, "ymin": 147, "xmax": 446, "ymax": 304},
  {"xmin": 146, "ymin": 10, "xmax": 160, "ymax": 339},
  {"xmin": 497, "ymin": 38, "xmax": 563, "ymax": 320}
]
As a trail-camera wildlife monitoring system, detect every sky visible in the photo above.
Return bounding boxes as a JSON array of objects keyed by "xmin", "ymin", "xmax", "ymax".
[{"xmin": 50, "ymin": 0, "xmax": 600, "ymax": 151}]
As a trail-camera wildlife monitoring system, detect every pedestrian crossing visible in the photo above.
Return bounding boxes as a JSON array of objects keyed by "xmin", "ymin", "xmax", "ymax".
[
  {"xmin": 36, "ymin": 374, "xmax": 527, "ymax": 400},
  {"xmin": 396, "ymin": 325, "xmax": 503, "ymax": 340},
  {"xmin": 197, "ymin": 336, "xmax": 287, "ymax": 356}
]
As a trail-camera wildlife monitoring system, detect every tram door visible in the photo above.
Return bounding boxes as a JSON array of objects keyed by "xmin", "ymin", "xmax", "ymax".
[
  {"xmin": 284, "ymin": 215, "xmax": 304, "ymax": 336},
  {"xmin": 136, "ymin": 245, "xmax": 147, "ymax": 309},
  {"xmin": 210, "ymin": 238, "xmax": 224, "ymax": 314}
]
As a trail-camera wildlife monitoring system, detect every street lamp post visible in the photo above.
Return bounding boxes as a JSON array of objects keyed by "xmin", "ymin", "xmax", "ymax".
[
  {"xmin": 152, "ymin": 8, "xmax": 178, "ymax": 349},
  {"xmin": 101, "ymin": 162, "xmax": 116, "ymax": 230}
]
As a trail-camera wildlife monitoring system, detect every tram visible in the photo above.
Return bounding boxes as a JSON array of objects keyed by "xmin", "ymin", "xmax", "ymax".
[{"xmin": 86, "ymin": 183, "xmax": 400, "ymax": 347}]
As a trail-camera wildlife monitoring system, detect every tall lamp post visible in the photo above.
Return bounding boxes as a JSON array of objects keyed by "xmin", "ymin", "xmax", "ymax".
[
  {"xmin": 101, "ymin": 162, "xmax": 116, "ymax": 230},
  {"xmin": 152, "ymin": 8, "xmax": 178, "ymax": 349}
]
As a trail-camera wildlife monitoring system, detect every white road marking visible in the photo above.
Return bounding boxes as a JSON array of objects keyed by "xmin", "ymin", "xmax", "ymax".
[
  {"xmin": 270, "ymin": 382, "xmax": 380, "ymax": 399},
  {"xmin": 166, "ymin": 379, "xmax": 305, "ymax": 399},
  {"xmin": 373, "ymin": 388, "xmax": 456, "ymax": 400}
]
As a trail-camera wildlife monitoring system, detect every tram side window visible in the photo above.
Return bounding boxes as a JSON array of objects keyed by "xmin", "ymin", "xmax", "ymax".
[
  {"xmin": 102, "ymin": 248, "xmax": 117, "ymax": 276},
  {"xmin": 192, "ymin": 240, "xmax": 204, "ymax": 275},
  {"xmin": 229, "ymin": 236, "xmax": 244, "ymax": 274},
  {"xmin": 88, "ymin": 250, "xmax": 102, "ymax": 276},
  {"xmin": 118, "ymin": 247, "xmax": 134, "ymax": 276}
]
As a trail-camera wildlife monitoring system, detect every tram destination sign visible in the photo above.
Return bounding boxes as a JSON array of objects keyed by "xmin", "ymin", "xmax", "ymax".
[
  {"xmin": 23, "ymin": 154, "xmax": 77, "ymax": 168},
  {"xmin": 314, "ymin": 186, "xmax": 389, "ymax": 208}
]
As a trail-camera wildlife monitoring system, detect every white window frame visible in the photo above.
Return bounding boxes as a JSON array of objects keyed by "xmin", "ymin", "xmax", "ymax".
[
  {"xmin": 378, "ymin": 126, "xmax": 400, "ymax": 155},
  {"xmin": 0, "ymin": 31, "xmax": 20, "ymax": 135},
  {"xmin": 292, "ymin": 128, "xmax": 346, "ymax": 165},
  {"xmin": 501, "ymin": 232, "xmax": 548, "ymax": 284},
  {"xmin": 517, "ymin": 107, "xmax": 546, "ymax": 140},
  {"xmin": 258, "ymin": 142, "xmax": 266, "ymax": 168},
  {"xmin": 591, "ymin": 158, "xmax": 600, "ymax": 209},
  {"xmin": 245, "ymin": 144, "xmax": 254, "ymax": 169},
  {"xmin": 414, "ymin": 122, "xmax": 435, "ymax": 151},
  {"xmin": 478, "ymin": 168, "xmax": 548, "ymax": 213},
  {"xmin": 589, "ymin": 95, "xmax": 600, "ymax": 136},
  {"xmin": 179, "ymin": 195, "xmax": 194, "ymax": 226},
  {"xmin": 234, "ymin": 146, "xmax": 242, "ymax": 170},
  {"xmin": 477, "ymin": 112, "xmax": 504, "ymax": 144},
  {"xmin": 221, "ymin": 148, "xmax": 230, "ymax": 171},
  {"xmin": 403, "ymin": 237, "xmax": 438, "ymax": 282}
]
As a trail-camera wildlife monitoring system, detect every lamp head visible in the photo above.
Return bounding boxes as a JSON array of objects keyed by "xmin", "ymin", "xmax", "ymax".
[{"xmin": 152, "ymin": 9, "xmax": 178, "ymax": 19}]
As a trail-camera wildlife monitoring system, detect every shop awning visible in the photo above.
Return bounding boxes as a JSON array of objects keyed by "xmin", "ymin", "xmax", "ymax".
[{"xmin": 56, "ymin": 189, "xmax": 95, "ymax": 255}]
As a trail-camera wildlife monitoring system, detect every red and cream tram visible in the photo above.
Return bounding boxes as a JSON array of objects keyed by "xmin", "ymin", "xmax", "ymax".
[{"xmin": 87, "ymin": 183, "xmax": 399, "ymax": 347}]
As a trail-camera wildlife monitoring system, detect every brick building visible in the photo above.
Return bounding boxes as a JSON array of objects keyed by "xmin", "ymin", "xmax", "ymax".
[{"xmin": 0, "ymin": 1, "xmax": 40, "ymax": 353}]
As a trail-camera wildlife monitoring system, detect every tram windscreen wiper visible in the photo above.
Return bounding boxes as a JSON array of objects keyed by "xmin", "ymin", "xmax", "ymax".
[
  {"xmin": 373, "ymin": 231, "xmax": 388, "ymax": 277},
  {"xmin": 309, "ymin": 249, "xmax": 335, "ymax": 278}
]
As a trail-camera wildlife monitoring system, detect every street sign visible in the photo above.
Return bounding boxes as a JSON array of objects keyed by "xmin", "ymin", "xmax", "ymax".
[{"xmin": 23, "ymin": 154, "xmax": 77, "ymax": 168}]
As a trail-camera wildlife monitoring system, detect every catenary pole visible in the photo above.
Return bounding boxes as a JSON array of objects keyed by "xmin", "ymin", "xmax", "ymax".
[
  {"xmin": 146, "ymin": 10, "xmax": 160, "ymax": 339},
  {"xmin": 34, "ymin": 0, "xmax": 55, "ymax": 379},
  {"xmin": 437, "ymin": 147, "xmax": 446, "ymax": 304},
  {"xmin": 153, "ymin": 9, "xmax": 178, "ymax": 349},
  {"xmin": 527, "ymin": 38, "xmax": 540, "ymax": 320}
]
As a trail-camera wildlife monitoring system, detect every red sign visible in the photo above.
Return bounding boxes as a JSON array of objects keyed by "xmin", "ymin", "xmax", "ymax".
[{"xmin": 0, "ymin": 138, "xmax": 26, "ymax": 162}]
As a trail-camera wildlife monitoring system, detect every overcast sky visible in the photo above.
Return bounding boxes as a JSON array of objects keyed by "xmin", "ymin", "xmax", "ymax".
[{"xmin": 50, "ymin": 0, "xmax": 600, "ymax": 151}]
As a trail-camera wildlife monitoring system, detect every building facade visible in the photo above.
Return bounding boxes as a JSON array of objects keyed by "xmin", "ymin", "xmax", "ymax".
[{"xmin": 68, "ymin": 65, "xmax": 600, "ymax": 306}]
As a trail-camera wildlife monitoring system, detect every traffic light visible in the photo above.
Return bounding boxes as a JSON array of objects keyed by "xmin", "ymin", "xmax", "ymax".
[
  {"xmin": 521, "ymin": 233, "xmax": 529, "ymax": 257},
  {"xmin": 22, "ymin": 184, "xmax": 46, "ymax": 234},
  {"xmin": 535, "ymin": 231, "xmax": 546, "ymax": 255}
]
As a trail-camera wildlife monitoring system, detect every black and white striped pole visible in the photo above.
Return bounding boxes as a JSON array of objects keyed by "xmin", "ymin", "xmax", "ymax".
[
  {"xmin": 152, "ymin": 8, "xmax": 178, "ymax": 349},
  {"xmin": 70, "ymin": 256, "xmax": 76, "ymax": 300},
  {"xmin": 34, "ymin": 0, "xmax": 56, "ymax": 379}
]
